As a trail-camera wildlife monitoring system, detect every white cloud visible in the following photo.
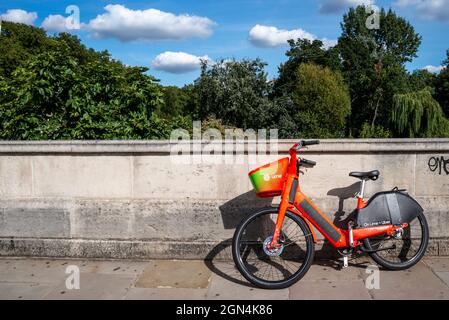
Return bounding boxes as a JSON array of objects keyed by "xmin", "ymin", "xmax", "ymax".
[
  {"xmin": 87, "ymin": 4, "xmax": 215, "ymax": 42},
  {"xmin": 248, "ymin": 24, "xmax": 337, "ymax": 49},
  {"xmin": 152, "ymin": 51, "xmax": 210, "ymax": 74},
  {"xmin": 321, "ymin": 38, "xmax": 339, "ymax": 49},
  {"xmin": 423, "ymin": 65, "xmax": 444, "ymax": 73},
  {"xmin": 395, "ymin": 0, "xmax": 449, "ymax": 22},
  {"xmin": 249, "ymin": 25, "xmax": 316, "ymax": 48},
  {"xmin": 319, "ymin": 0, "xmax": 374, "ymax": 14},
  {"xmin": 41, "ymin": 14, "xmax": 83, "ymax": 33},
  {"xmin": 41, "ymin": 15, "xmax": 67, "ymax": 33},
  {"xmin": 0, "ymin": 9, "xmax": 37, "ymax": 25}
]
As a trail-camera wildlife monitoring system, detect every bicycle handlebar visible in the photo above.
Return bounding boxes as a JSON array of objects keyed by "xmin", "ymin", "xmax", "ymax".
[
  {"xmin": 295, "ymin": 139, "xmax": 320, "ymax": 150},
  {"xmin": 301, "ymin": 139, "xmax": 320, "ymax": 146},
  {"xmin": 298, "ymin": 158, "xmax": 317, "ymax": 167}
]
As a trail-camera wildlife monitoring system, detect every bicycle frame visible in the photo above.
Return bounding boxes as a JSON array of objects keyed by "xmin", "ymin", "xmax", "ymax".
[{"xmin": 269, "ymin": 144, "xmax": 407, "ymax": 250}]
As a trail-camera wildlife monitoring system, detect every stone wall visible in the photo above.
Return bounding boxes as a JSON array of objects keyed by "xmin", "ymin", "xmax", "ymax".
[{"xmin": 0, "ymin": 139, "xmax": 448, "ymax": 259}]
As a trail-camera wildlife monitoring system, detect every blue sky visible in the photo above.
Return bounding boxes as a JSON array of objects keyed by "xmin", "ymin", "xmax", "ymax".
[{"xmin": 1, "ymin": 0, "xmax": 448, "ymax": 86}]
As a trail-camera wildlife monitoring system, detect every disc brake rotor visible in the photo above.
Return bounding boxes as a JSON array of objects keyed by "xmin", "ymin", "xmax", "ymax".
[{"xmin": 262, "ymin": 236, "xmax": 284, "ymax": 257}]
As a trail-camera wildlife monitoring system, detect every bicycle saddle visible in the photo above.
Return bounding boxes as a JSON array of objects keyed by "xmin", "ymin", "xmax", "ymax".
[{"xmin": 349, "ymin": 170, "xmax": 380, "ymax": 181}]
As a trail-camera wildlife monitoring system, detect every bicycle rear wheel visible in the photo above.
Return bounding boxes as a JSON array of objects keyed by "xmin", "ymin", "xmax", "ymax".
[
  {"xmin": 363, "ymin": 211, "xmax": 429, "ymax": 270},
  {"xmin": 232, "ymin": 208, "xmax": 315, "ymax": 289}
]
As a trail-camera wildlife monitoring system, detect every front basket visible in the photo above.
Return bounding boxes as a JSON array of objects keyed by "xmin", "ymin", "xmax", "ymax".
[{"xmin": 248, "ymin": 157, "xmax": 289, "ymax": 198}]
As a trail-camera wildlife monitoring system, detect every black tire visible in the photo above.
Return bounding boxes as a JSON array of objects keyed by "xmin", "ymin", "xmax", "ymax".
[
  {"xmin": 232, "ymin": 208, "xmax": 315, "ymax": 289},
  {"xmin": 363, "ymin": 211, "xmax": 429, "ymax": 270}
]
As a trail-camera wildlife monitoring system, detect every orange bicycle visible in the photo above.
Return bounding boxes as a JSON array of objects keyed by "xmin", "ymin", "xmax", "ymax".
[{"xmin": 232, "ymin": 140, "xmax": 429, "ymax": 289}]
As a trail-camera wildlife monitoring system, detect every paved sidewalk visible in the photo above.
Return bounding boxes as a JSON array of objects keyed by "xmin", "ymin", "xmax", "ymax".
[{"xmin": 1, "ymin": 255, "xmax": 449, "ymax": 300}]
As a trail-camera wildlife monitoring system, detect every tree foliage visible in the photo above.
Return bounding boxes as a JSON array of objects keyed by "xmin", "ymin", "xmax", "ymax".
[
  {"xmin": 0, "ymin": 22, "xmax": 188, "ymax": 140},
  {"xmin": 0, "ymin": 21, "xmax": 54, "ymax": 78},
  {"xmin": 274, "ymin": 39, "xmax": 341, "ymax": 97},
  {"xmin": 338, "ymin": 6, "xmax": 421, "ymax": 136},
  {"xmin": 2, "ymin": 9, "xmax": 449, "ymax": 140},
  {"xmin": 435, "ymin": 68, "xmax": 449, "ymax": 118},
  {"xmin": 194, "ymin": 59, "xmax": 274, "ymax": 129},
  {"xmin": 392, "ymin": 88, "xmax": 449, "ymax": 137},
  {"xmin": 290, "ymin": 64, "xmax": 351, "ymax": 138},
  {"xmin": 434, "ymin": 51, "xmax": 449, "ymax": 118},
  {"xmin": 158, "ymin": 86, "xmax": 191, "ymax": 118},
  {"xmin": 409, "ymin": 69, "xmax": 437, "ymax": 91},
  {"xmin": 359, "ymin": 123, "xmax": 391, "ymax": 138}
]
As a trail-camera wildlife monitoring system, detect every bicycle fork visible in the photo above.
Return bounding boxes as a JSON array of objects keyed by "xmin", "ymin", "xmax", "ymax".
[{"xmin": 269, "ymin": 175, "xmax": 296, "ymax": 250}]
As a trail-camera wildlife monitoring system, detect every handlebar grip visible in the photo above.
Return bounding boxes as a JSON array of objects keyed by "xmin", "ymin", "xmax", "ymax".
[
  {"xmin": 299, "ymin": 158, "xmax": 317, "ymax": 167},
  {"xmin": 301, "ymin": 140, "xmax": 320, "ymax": 146}
]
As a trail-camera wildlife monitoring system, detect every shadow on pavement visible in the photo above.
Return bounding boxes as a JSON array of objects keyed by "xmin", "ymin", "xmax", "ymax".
[
  {"xmin": 204, "ymin": 239, "xmax": 256, "ymax": 288},
  {"xmin": 203, "ymin": 239, "xmax": 371, "ymax": 288}
]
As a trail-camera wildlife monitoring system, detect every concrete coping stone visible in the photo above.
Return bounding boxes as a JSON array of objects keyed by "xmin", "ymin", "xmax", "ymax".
[{"xmin": 0, "ymin": 139, "xmax": 449, "ymax": 154}]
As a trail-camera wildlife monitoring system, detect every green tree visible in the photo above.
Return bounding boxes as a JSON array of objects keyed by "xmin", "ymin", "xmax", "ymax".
[
  {"xmin": 392, "ymin": 88, "xmax": 449, "ymax": 137},
  {"xmin": 0, "ymin": 22, "xmax": 196, "ymax": 140},
  {"xmin": 194, "ymin": 58, "xmax": 274, "ymax": 129},
  {"xmin": 435, "ymin": 50, "xmax": 449, "ymax": 117},
  {"xmin": 54, "ymin": 32, "xmax": 111, "ymax": 66},
  {"xmin": 274, "ymin": 39, "xmax": 341, "ymax": 97},
  {"xmin": 158, "ymin": 86, "xmax": 191, "ymax": 118},
  {"xmin": 338, "ymin": 6, "xmax": 421, "ymax": 136},
  {"xmin": 409, "ymin": 69, "xmax": 437, "ymax": 91},
  {"xmin": 359, "ymin": 122, "xmax": 391, "ymax": 138},
  {"xmin": 435, "ymin": 69, "xmax": 449, "ymax": 117},
  {"xmin": 0, "ymin": 21, "xmax": 55, "ymax": 78},
  {"xmin": 290, "ymin": 64, "xmax": 351, "ymax": 138},
  {"xmin": 181, "ymin": 84, "xmax": 200, "ymax": 118},
  {"xmin": 0, "ymin": 40, "xmax": 168, "ymax": 139}
]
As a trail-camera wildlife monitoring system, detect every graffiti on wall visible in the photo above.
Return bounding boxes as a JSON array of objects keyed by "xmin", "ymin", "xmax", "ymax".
[{"xmin": 428, "ymin": 156, "xmax": 449, "ymax": 175}]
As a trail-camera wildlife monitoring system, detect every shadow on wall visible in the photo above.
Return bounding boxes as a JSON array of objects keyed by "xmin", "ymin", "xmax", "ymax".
[
  {"xmin": 218, "ymin": 190, "xmax": 273, "ymax": 230},
  {"xmin": 318, "ymin": 181, "xmax": 361, "ymax": 259},
  {"xmin": 327, "ymin": 181, "xmax": 360, "ymax": 229},
  {"xmin": 217, "ymin": 181, "xmax": 361, "ymax": 231},
  {"xmin": 205, "ymin": 182, "xmax": 369, "ymax": 286}
]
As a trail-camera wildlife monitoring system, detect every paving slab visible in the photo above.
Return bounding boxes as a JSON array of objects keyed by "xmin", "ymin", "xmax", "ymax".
[
  {"xmin": 42, "ymin": 273, "xmax": 135, "ymax": 300},
  {"xmin": 206, "ymin": 272, "xmax": 289, "ymax": 300},
  {"xmin": 204, "ymin": 260, "xmax": 251, "ymax": 287},
  {"xmin": 362, "ymin": 262, "xmax": 449, "ymax": 300},
  {"xmin": 289, "ymin": 279, "xmax": 372, "ymax": 300},
  {"xmin": 1, "ymin": 257, "xmax": 448, "ymax": 300},
  {"xmin": 302, "ymin": 260, "xmax": 366, "ymax": 282},
  {"xmin": 135, "ymin": 260, "xmax": 211, "ymax": 289},
  {"xmin": 0, "ymin": 282, "xmax": 54, "ymax": 300},
  {"xmin": 0, "ymin": 258, "xmax": 70, "ymax": 284},
  {"xmin": 125, "ymin": 287, "xmax": 207, "ymax": 300},
  {"xmin": 423, "ymin": 257, "xmax": 449, "ymax": 272},
  {"xmin": 435, "ymin": 272, "xmax": 449, "ymax": 287},
  {"xmin": 77, "ymin": 260, "xmax": 148, "ymax": 276}
]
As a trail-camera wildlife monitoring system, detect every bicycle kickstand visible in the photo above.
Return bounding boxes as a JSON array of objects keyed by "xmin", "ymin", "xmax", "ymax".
[{"xmin": 342, "ymin": 256, "xmax": 349, "ymax": 269}]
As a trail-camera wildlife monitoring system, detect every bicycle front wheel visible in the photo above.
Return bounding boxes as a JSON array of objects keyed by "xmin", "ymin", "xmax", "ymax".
[{"xmin": 232, "ymin": 208, "xmax": 315, "ymax": 289}]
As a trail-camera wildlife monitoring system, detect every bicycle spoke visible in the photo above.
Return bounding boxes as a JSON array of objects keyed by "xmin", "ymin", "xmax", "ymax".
[
  {"xmin": 368, "ymin": 216, "xmax": 426, "ymax": 264},
  {"xmin": 237, "ymin": 211, "xmax": 311, "ymax": 283}
]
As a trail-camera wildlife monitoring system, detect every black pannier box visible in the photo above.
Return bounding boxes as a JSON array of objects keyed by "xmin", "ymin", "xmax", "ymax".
[{"xmin": 356, "ymin": 190, "xmax": 423, "ymax": 228}]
